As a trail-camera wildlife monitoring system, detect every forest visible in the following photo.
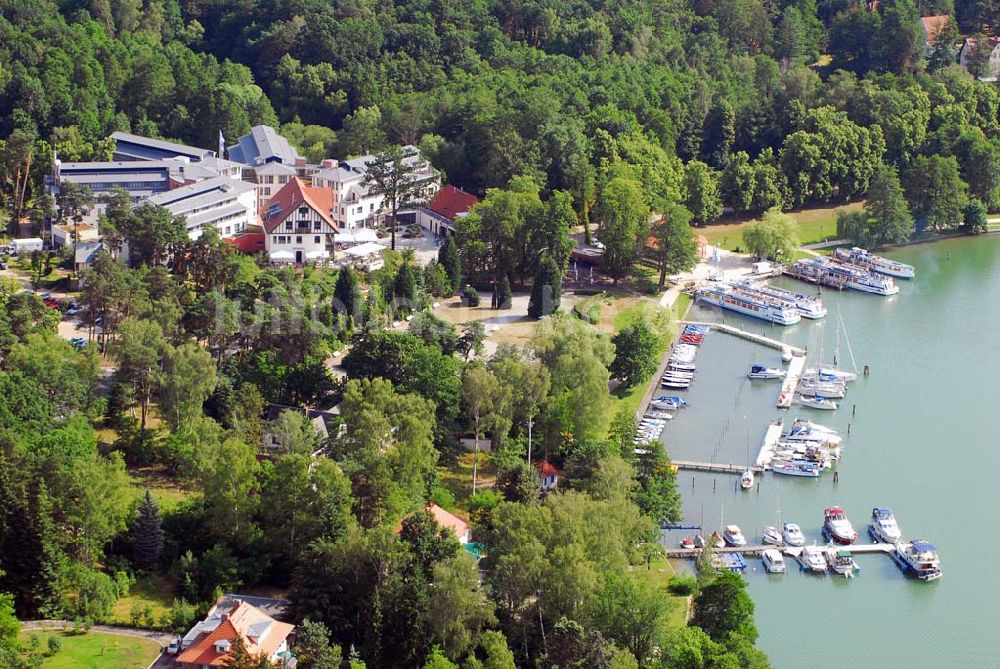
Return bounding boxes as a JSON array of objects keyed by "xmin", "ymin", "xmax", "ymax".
[{"xmin": 2, "ymin": 0, "xmax": 1000, "ymax": 667}]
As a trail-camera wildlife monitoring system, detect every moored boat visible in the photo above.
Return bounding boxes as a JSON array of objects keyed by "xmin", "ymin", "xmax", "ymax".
[
  {"xmin": 784, "ymin": 419, "xmax": 842, "ymax": 445},
  {"xmin": 834, "ymin": 247, "xmax": 915, "ymax": 279},
  {"xmin": 804, "ymin": 367, "xmax": 858, "ymax": 383},
  {"xmin": 827, "ymin": 549, "xmax": 860, "ymax": 577},
  {"xmin": 893, "ymin": 540, "xmax": 942, "ymax": 581},
  {"xmin": 762, "ymin": 549, "xmax": 786, "ymax": 574},
  {"xmin": 761, "ymin": 525, "xmax": 783, "ymax": 545},
  {"xmin": 723, "ymin": 524, "xmax": 747, "ymax": 547},
  {"xmin": 748, "ymin": 364, "xmax": 786, "ymax": 380},
  {"xmin": 869, "ymin": 507, "xmax": 902, "ymax": 544},
  {"xmin": 770, "ymin": 459, "xmax": 822, "ymax": 477},
  {"xmin": 740, "ymin": 469, "xmax": 754, "ymax": 490},
  {"xmin": 797, "ymin": 380, "xmax": 847, "ymax": 399},
  {"xmin": 782, "ymin": 522, "xmax": 805, "ymax": 546},
  {"xmin": 796, "ymin": 395, "xmax": 838, "ymax": 410},
  {"xmin": 695, "ymin": 284, "xmax": 802, "ymax": 325},
  {"xmin": 823, "ymin": 506, "xmax": 858, "ymax": 544},
  {"xmin": 798, "ymin": 546, "xmax": 828, "ymax": 573},
  {"xmin": 735, "ymin": 279, "xmax": 827, "ymax": 319}
]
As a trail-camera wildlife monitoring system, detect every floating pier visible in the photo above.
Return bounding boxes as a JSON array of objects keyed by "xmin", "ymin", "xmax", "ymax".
[
  {"xmin": 755, "ymin": 421, "xmax": 784, "ymax": 468},
  {"xmin": 777, "ymin": 354, "xmax": 807, "ymax": 408},
  {"xmin": 680, "ymin": 321, "xmax": 805, "ymax": 356},
  {"xmin": 671, "ymin": 460, "xmax": 762, "ymax": 475},
  {"xmin": 662, "ymin": 543, "xmax": 895, "ymax": 559}
]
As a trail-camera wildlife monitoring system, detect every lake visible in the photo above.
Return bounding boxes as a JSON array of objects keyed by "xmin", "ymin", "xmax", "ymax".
[{"xmin": 660, "ymin": 236, "xmax": 1000, "ymax": 667}]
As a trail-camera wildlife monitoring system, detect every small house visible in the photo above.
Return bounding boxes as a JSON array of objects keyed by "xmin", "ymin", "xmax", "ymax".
[
  {"xmin": 537, "ymin": 460, "xmax": 561, "ymax": 492},
  {"xmin": 175, "ymin": 596, "xmax": 295, "ymax": 668},
  {"xmin": 262, "ymin": 177, "xmax": 338, "ymax": 265},
  {"xmin": 427, "ymin": 503, "xmax": 472, "ymax": 544}
]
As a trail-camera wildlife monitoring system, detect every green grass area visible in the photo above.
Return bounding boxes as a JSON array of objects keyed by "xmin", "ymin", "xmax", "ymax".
[
  {"xmin": 631, "ymin": 557, "xmax": 690, "ymax": 629},
  {"xmin": 700, "ymin": 202, "xmax": 863, "ymax": 251},
  {"xmin": 18, "ymin": 630, "xmax": 161, "ymax": 669},
  {"xmin": 437, "ymin": 451, "xmax": 499, "ymax": 507},
  {"xmin": 109, "ymin": 573, "xmax": 176, "ymax": 628},
  {"xmin": 671, "ymin": 292, "xmax": 692, "ymax": 322},
  {"xmin": 128, "ymin": 466, "xmax": 196, "ymax": 513}
]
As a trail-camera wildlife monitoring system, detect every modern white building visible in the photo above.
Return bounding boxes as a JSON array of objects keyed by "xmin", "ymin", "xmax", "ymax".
[
  {"xmin": 145, "ymin": 176, "xmax": 258, "ymax": 239},
  {"xmin": 262, "ymin": 177, "xmax": 337, "ymax": 264}
]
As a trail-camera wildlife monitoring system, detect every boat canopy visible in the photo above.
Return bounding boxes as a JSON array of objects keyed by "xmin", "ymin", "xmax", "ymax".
[
  {"xmin": 873, "ymin": 507, "xmax": 893, "ymax": 519},
  {"xmin": 836, "ymin": 550, "xmax": 853, "ymax": 558},
  {"xmin": 911, "ymin": 541, "xmax": 937, "ymax": 552}
]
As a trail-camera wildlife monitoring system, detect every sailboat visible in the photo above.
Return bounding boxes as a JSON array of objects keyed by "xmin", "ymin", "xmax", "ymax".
[
  {"xmin": 761, "ymin": 487, "xmax": 783, "ymax": 545},
  {"xmin": 806, "ymin": 309, "xmax": 859, "ymax": 382},
  {"xmin": 740, "ymin": 430, "xmax": 754, "ymax": 490}
]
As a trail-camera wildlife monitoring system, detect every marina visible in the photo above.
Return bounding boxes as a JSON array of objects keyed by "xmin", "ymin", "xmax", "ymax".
[{"xmin": 664, "ymin": 237, "xmax": 1000, "ymax": 667}]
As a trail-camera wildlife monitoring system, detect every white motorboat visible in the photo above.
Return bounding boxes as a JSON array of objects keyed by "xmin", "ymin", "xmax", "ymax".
[
  {"xmin": 663, "ymin": 369, "xmax": 695, "ymax": 380},
  {"xmin": 826, "ymin": 549, "xmax": 860, "ymax": 577},
  {"xmin": 869, "ymin": 507, "xmax": 902, "ymax": 543},
  {"xmin": 834, "ymin": 247, "xmax": 915, "ymax": 279},
  {"xmin": 781, "ymin": 347, "xmax": 793, "ymax": 362},
  {"xmin": 695, "ymin": 284, "xmax": 802, "ymax": 325},
  {"xmin": 652, "ymin": 395, "xmax": 688, "ymax": 409},
  {"xmin": 762, "ymin": 549, "xmax": 786, "ymax": 574},
  {"xmin": 823, "ymin": 506, "xmax": 858, "ymax": 545},
  {"xmin": 723, "ymin": 524, "xmax": 747, "ymax": 547},
  {"xmin": 796, "ymin": 395, "xmax": 838, "ymax": 410},
  {"xmin": 761, "ymin": 525, "xmax": 783, "ymax": 545},
  {"xmin": 740, "ymin": 469, "xmax": 754, "ymax": 490},
  {"xmin": 748, "ymin": 364, "xmax": 786, "ymax": 380},
  {"xmin": 893, "ymin": 540, "xmax": 942, "ymax": 581},
  {"xmin": 661, "ymin": 379, "xmax": 691, "ymax": 389},
  {"xmin": 770, "ymin": 459, "xmax": 822, "ymax": 477},
  {"xmin": 782, "ymin": 522, "xmax": 805, "ymax": 547},
  {"xmin": 710, "ymin": 531, "xmax": 726, "ymax": 549},
  {"xmin": 798, "ymin": 546, "xmax": 828, "ymax": 573},
  {"xmin": 667, "ymin": 360, "xmax": 696, "ymax": 371},
  {"xmin": 797, "ymin": 382, "xmax": 846, "ymax": 399},
  {"xmin": 783, "ymin": 420, "xmax": 842, "ymax": 445},
  {"xmin": 644, "ymin": 411, "xmax": 673, "ymax": 420}
]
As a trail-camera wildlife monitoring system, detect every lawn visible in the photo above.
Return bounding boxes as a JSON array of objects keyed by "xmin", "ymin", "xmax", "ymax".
[
  {"xmin": 437, "ymin": 451, "xmax": 499, "ymax": 507},
  {"xmin": 631, "ymin": 557, "xmax": 690, "ymax": 629},
  {"xmin": 700, "ymin": 202, "xmax": 863, "ymax": 251},
  {"xmin": 109, "ymin": 573, "xmax": 176, "ymax": 628},
  {"xmin": 18, "ymin": 630, "xmax": 162, "ymax": 669},
  {"xmin": 129, "ymin": 465, "xmax": 197, "ymax": 513}
]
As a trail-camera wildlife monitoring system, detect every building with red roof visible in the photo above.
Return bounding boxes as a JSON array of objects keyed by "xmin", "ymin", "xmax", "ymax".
[
  {"xmin": 537, "ymin": 460, "xmax": 562, "ymax": 492},
  {"xmin": 176, "ymin": 596, "xmax": 295, "ymax": 667},
  {"xmin": 417, "ymin": 184, "xmax": 480, "ymax": 235},
  {"xmin": 919, "ymin": 15, "xmax": 951, "ymax": 55},
  {"xmin": 225, "ymin": 231, "xmax": 266, "ymax": 255},
  {"xmin": 262, "ymin": 177, "xmax": 337, "ymax": 265}
]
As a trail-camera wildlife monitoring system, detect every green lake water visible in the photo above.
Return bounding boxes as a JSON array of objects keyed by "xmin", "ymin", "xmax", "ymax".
[{"xmin": 660, "ymin": 236, "xmax": 1000, "ymax": 668}]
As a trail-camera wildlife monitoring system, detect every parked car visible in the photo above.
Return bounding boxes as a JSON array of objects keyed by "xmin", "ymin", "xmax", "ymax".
[
  {"xmin": 0, "ymin": 261, "xmax": 7, "ymax": 270},
  {"xmin": 166, "ymin": 639, "xmax": 180, "ymax": 655},
  {"xmin": 68, "ymin": 337, "xmax": 87, "ymax": 350}
]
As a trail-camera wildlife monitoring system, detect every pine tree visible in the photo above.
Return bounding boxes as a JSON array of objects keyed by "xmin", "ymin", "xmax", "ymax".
[
  {"xmin": 393, "ymin": 262, "xmax": 417, "ymax": 309},
  {"xmin": 132, "ymin": 490, "xmax": 164, "ymax": 571},
  {"xmin": 438, "ymin": 235, "xmax": 461, "ymax": 294},
  {"xmin": 528, "ymin": 255, "xmax": 561, "ymax": 319},
  {"xmin": 496, "ymin": 276, "xmax": 511, "ymax": 310},
  {"xmin": 333, "ymin": 266, "xmax": 360, "ymax": 326}
]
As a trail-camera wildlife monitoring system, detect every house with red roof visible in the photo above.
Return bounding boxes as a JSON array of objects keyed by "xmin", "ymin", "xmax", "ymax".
[
  {"xmin": 176, "ymin": 596, "xmax": 295, "ymax": 667},
  {"xmin": 417, "ymin": 184, "xmax": 480, "ymax": 235},
  {"xmin": 919, "ymin": 15, "xmax": 951, "ymax": 56},
  {"xmin": 261, "ymin": 177, "xmax": 337, "ymax": 265},
  {"xmin": 537, "ymin": 460, "xmax": 562, "ymax": 492},
  {"xmin": 398, "ymin": 503, "xmax": 471, "ymax": 544}
]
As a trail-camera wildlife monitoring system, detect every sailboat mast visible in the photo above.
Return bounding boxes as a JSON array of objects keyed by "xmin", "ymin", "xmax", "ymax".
[{"xmin": 840, "ymin": 312, "xmax": 859, "ymax": 373}]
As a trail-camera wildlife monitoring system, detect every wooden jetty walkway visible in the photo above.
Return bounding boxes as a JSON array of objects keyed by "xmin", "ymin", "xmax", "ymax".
[
  {"xmin": 777, "ymin": 354, "xmax": 807, "ymax": 408},
  {"xmin": 671, "ymin": 460, "xmax": 763, "ymax": 475},
  {"xmin": 680, "ymin": 321, "xmax": 805, "ymax": 356},
  {"xmin": 663, "ymin": 543, "xmax": 895, "ymax": 559},
  {"xmin": 754, "ymin": 420, "xmax": 784, "ymax": 468}
]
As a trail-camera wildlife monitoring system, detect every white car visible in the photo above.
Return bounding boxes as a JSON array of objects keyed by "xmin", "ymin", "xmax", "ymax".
[{"xmin": 166, "ymin": 639, "xmax": 180, "ymax": 655}]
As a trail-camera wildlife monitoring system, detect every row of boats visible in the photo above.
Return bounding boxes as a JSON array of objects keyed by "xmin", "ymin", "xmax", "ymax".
[
  {"xmin": 787, "ymin": 254, "xmax": 905, "ymax": 296},
  {"xmin": 695, "ymin": 281, "xmax": 820, "ymax": 326},
  {"xmin": 660, "ymin": 325, "xmax": 709, "ymax": 390},
  {"xmin": 685, "ymin": 507, "xmax": 941, "ymax": 581}
]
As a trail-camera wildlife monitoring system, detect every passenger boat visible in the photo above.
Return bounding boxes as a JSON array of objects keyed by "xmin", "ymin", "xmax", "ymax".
[
  {"xmin": 893, "ymin": 540, "xmax": 942, "ymax": 581},
  {"xmin": 827, "ymin": 549, "xmax": 860, "ymax": 577},
  {"xmin": 869, "ymin": 507, "xmax": 902, "ymax": 544},
  {"xmin": 735, "ymin": 279, "xmax": 827, "ymax": 319},
  {"xmin": 723, "ymin": 524, "xmax": 747, "ymax": 547},
  {"xmin": 748, "ymin": 364, "xmax": 786, "ymax": 380},
  {"xmin": 782, "ymin": 522, "xmax": 806, "ymax": 546},
  {"xmin": 770, "ymin": 459, "xmax": 822, "ymax": 477},
  {"xmin": 796, "ymin": 395, "xmax": 838, "ymax": 410},
  {"xmin": 834, "ymin": 247, "xmax": 916, "ymax": 279},
  {"xmin": 798, "ymin": 546, "xmax": 828, "ymax": 573},
  {"xmin": 762, "ymin": 549, "xmax": 786, "ymax": 574},
  {"xmin": 740, "ymin": 469, "xmax": 754, "ymax": 490},
  {"xmin": 695, "ymin": 284, "xmax": 802, "ymax": 325},
  {"xmin": 792, "ymin": 257, "xmax": 900, "ymax": 295},
  {"xmin": 761, "ymin": 525, "xmax": 783, "ymax": 545},
  {"xmin": 823, "ymin": 506, "xmax": 858, "ymax": 544}
]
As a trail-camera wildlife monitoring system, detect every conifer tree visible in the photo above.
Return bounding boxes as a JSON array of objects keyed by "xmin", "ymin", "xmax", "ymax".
[
  {"xmin": 132, "ymin": 490, "xmax": 164, "ymax": 570},
  {"xmin": 528, "ymin": 255, "xmax": 561, "ymax": 319},
  {"xmin": 333, "ymin": 266, "xmax": 360, "ymax": 326},
  {"xmin": 438, "ymin": 235, "xmax": 461, "ymax": 294}
]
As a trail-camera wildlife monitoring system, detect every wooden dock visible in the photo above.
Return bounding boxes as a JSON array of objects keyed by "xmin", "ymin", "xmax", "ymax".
[
  {"xmin": 663, "ymin": 543, "xmax": 895, "ymax": 559},
  {"xmin": 680, "ymin": 321, "xmax": 805, "ymax": 356},
  {"xmin": 777, "ymin": 354, "xmax": 807, "ymax": 408},
  {"xmin": 671, "ymin": 460, "xmax": 763, "ymax": 475},
  {"xmin": 755, "ymin": 420, "xmax": 784, "ymax": 468}
]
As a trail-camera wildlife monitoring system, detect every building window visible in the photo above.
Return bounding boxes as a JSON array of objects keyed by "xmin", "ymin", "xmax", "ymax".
[
  {"xmin": 296, "ymin": 236, "xmax": 302, "ymax": 243},
  {"xmin": 285, "ymin": 222, "xmax": 293, "ymax": 231},
  {"xmin": 313, "ymin": 221, "xmax": 321, "ymax": 231},
  {"xmin": 314, "ymin": 236, "xmax": 321, "ymax": 244},
  {"xmin": 298, "ymin": 207, "xmax": 309, "ymax": 215}
]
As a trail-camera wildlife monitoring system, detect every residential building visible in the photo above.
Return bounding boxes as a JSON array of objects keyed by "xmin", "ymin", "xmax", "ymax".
[
  {"xmin": 176, "ymin": 595, "xmax": 294, "ymax": 668},
  {"xmin": 312, "ymin": 146, "xmax": 440, "ymax": 230},
  {"xmin": 51, "ymin": 222, "xmax": 99, "ymax": 248},
  {"xmin": 248, "ymin": 161, "xmax": 298, "ymax": 203},
  {"xmin": 416, "ymin": 184, "xmax": 480, "ymax": 235},
  {"xmin": 537, "ymin": 460, "xmax": 561, "ymax": 492},
  {"xmin": 110, "ymin": 130, "xmax": 214, "ymax": 162},
  {"xmin": 959, "ymin": 35, "xmax": 1000, "ymax": 77},
  {"xmin": 145, "ymin": 176, "xmax": 258, "ymax": 239},
  {"xmin": 919, "ymin": 15, "xmax": 951, "ymax": 56},
  {"xmin": 227, "ymin": 125, "xmax": 303, "ymax": 167},
  {"xmin": 73, "ymin": 241, "xmax": 105, "ymax": 276},
  {"xmin": 262, "ymin": 404, "xmax": 337, "ymax": 454},
  {"xmin": 262, "ymin": 177, "xmax": 337, "ymax": 264}
]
